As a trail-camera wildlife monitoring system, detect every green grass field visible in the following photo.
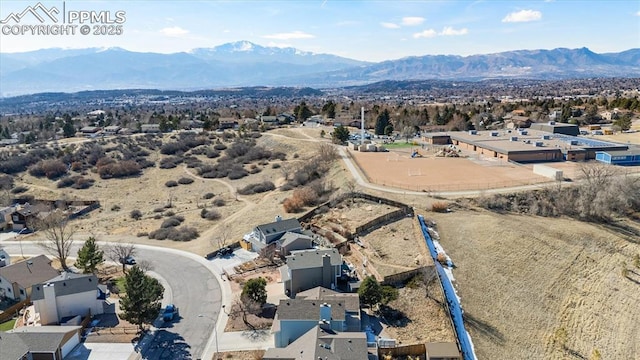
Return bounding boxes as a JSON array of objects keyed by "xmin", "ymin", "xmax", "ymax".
[
  {"xmin": 0, "ymin": 318, "xmax": 16, "ymax": 331},
  {"xmin": 380, "ymin": 141, "xmax": 419, "ymax": 149}
]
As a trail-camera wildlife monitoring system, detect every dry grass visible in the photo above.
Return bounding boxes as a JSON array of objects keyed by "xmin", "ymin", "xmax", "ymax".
[
  {"xmin": 428, "ymin": 208, "xmax": 640, "ymax": 360},
  {"xmin": 212, "ymin": 350, "xmax": 264, "ymax": 360}
]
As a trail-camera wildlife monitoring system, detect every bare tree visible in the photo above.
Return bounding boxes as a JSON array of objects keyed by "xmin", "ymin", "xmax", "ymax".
[
  {"xmin": 106, "ymin": 242, "xmax": 137, "ymax": 273},
  {"xmin": 211, "ymin": 223, "xmax": 231, "ymax": 250},
  {"xmin": 35, "ymin": 210, "xmax": 76, "ymax": 271},
  {"xmin": 229, "ymin": 294, "xmax": 261, "ymax": 330},
  {"xmin": 136, "ymin": 259, "xmax": 154, "ymax": 273}
]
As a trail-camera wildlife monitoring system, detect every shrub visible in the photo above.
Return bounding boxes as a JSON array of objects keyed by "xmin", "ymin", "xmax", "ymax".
[
  {"xmin": 111, "ymin": 205, "xmax": 121, "ymax": 211},
  {"xmin": 201, "ymin": 208, "xmax": 221, "ymax": 220},
  {"xmin": 161, "ymin": 216, "xmax": 184, "ymax": 228},
  {"xmin": 283, "ymin": 196, "xmax": 305, "ymax": 213},
  {"xmin": 271, "ymin": 163, "xmax": 281, "ymax": 169},
  {"xmin": 178, "ymin": 177, "xmax": 194, "ymax": 185},
  {"xmin": 136, "ymin": 232, "xmax": 148, "ymax": 237},
  {"xmin": 11, "ymin": 185, "xmax": 28, "ymax": 194},
  {"xmin": 203, "ymin": 192, "xmax": 215, "ymax": 199},
  {"xmin": 28, "ymin": 159, "xmax": 68, "ymax": 179},
  {"xmin": 153, "ymin": 214, "xmax": 162, "ymax": 219},
  {"xmin": 149, "ymin": 226, "xmax": 198, "ymax": 241},
  {"xmin": 165, "ymin": 180, "xmax": 178, "ymax": 188},
  {"xmin": 71, "ymin": 176, "xmax": 94, "ymax": 189},
  {"xmin": 212, "ymin": 198, "xmax": 226, "ymax": 207},
  {"xmin": 164, "ymin": 210, "xmax": 175, "ymax": 217},
  {"xmin": 153, "ymin": 207, "xmax": 165, "ymax": 213},
  {"xmin": 228, "ymin": 168, "xmax": 248, "ymax": 180},
  {"xmin": 293, "ymin": 187, "xmax": 319, "ymax": 206},
  {"xmin": 130, "ymin": 209, "xmax": 143, "ymax": 220},
  {"xmin": 431, "ymin": 202, "xmax": 448, "ymax": 213},
  {"xmin": 238, "ymin": 181, "xmax": 276, "ymax": 195},
  {"xmin": 213, "ymin": 143, "xmax": 227, "ymax": 151},
  {"xmin": 159, "ymin": 156, "xmax": 183, "ymax": 169},
  {"xmin": 97, "ymin": 160, "xmax": 141, "ymax": 179},
  {"xmin": 206, "ymin": 148, "xmax": 220, "ymax": 158},
  {"xmin": 57, "ymin": 177, "xmax": 75, "ymax": 188}
]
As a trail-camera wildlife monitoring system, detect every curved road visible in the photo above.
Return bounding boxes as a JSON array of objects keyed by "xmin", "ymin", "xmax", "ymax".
[{"xmin": 1, "ymin": 241, "xmax": 222, "ymax": 360}]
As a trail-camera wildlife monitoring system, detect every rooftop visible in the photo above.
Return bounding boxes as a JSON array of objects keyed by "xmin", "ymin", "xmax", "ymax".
[
  {"xmin": 264, "ymin": 325, "xmax": 368, "ymax": 360},
  {"xmin": 276, "ymin": 298, "xmax": 348, "ymax": 321},
  {"xmin": 256, "ymin": 218, "xmax": 302, "ymax": 236},
  {"xmin": 450, "ymin": 129, "xmax": 628, "ymax": 154},
  {"xmin": 0, "ymin": 255, "xmax": 59, "ymax": 290},
  {"xmin": 286, "ymin": 249, "xmax": 342, "ymax": 270},
  {"xmin": 31, "ymin": 273, "xmax": 99, "ymax": 301}
]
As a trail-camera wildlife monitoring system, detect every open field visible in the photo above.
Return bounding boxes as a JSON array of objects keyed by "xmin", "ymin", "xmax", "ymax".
[
  {"xmin": 427, "ymin": 208, "xmax": 640, "ymax": 360},
  {"xmin": 350, "ymin": 148, "xmax": 551, "ymax": 192}
]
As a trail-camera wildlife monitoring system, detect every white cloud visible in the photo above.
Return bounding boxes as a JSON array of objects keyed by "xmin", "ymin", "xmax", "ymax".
[
  {"xmin": 402, "ymin": 16, "xmax": 425, "ymax": 26},
  {"xmin": 262, "ymin": 31, "xmax": 315, "ymax": 40},
  {"xmin": 440, "ymin": 26, "xmax": 468, "ymax": 36},
  {"xmin": 636, "ymin": 10, "xmax": 640, "ymax": 16},
  {"xmin": 381, "ymin": 22, "xmax": 400, "ymax": 29},
  {"xmin": 160, "ymin": 26, "xmax": 189, "ymax": 37},
  {"xmin": 267, "ymin": 41, "xmax": 293, "ymax": 48},
  {"xmin": 413, "ymin": 29, "xmax": 437, "ymax": 39},
  {"xmin": 502, "ymin": 9, "xmax": 542, "ymax": 23}
]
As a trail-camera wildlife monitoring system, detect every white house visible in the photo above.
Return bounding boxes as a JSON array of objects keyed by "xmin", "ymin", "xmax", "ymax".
[
  {"xmin": 31, "ymin": 273, "xmax": 105, "ymax": 325},
  {"xmin": 0, "ymin": 248, "xmax": 10, "ymax": 267}
]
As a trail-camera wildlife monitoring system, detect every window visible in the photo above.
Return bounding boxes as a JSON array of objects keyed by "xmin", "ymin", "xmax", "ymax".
[{"xmin": 20, "ymin": 289, "xmax": 24, "ymax": 295}]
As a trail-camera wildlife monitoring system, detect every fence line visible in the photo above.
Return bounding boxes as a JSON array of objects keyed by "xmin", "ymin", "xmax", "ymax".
[
  {"xmin": 0, "ymin": 299, "xmax": 29, "ymax": 323},
  {"xmin": 378, "ymin": 343, "xmax": 426, "ymax": 358}
]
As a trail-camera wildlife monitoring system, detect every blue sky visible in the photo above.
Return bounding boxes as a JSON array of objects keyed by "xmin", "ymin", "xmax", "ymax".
[{"xmin": 1, "ymin": 0, "xmax": 638, "ymax": 61}]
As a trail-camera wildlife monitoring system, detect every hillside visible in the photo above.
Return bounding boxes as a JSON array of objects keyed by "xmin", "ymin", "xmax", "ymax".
[{"xmin": 429, "ymin": 208, "xmax": 640, "ymax": 360}]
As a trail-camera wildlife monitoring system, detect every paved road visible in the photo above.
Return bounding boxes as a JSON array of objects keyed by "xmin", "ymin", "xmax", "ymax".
[{"xmin": 0, "ymin": 241, "xmax": 222, "ymax": 360}]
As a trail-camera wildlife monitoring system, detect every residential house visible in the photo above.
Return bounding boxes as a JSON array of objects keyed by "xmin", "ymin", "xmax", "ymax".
[
  {"xmin": 243, "ymin": 218, "xmax": 302, "ymax": 252},
  {"xmin": 260, "ymin": 115, "xmax": 278, "ymax": 125},
  {"xmin": 0, "ymin": 248, "xmax": 10, "ymax": 267},
  {"xmin": 103, "ymin": 125, "xmax": 121, "ymax": 135},
  {"xmin": 280, "ymin": 248, "xmax": 342, "ymax": 297},
  {"xmin": 218, "ymin": 117, "xmax": 238, "ymax": 130},
  {"xmin": 79, "ymin": 126, "xmax": 101, "ymax": 137},
  {"xmin": 277, "ymin": 113, "xmax": 296, "ymax": 124},
  {"xmin": 0, "ymin": 326, "xmax": 82, "ymax": 360},
  {"xmin": 264, "ymin": 325, "xmax": 368, "ymax": 360},
  {"xmin": 32, "ymin": 273, "xmax": 105, "ymax": 325},
  {"xmin": 277, "ymin": 232, "xmax": 314, "ymax": 257},
  {"xmin": 0, "ymin": 255, "xmax": 59, "ymax": 301},
  {"xmin": 271, "ymin": 286, "xmax": 361, "ymax": 348},
  {"xmin": 0, "ymin": 205, "xmax": 15, "ymax": 230},
  {"xmin": 141, "ymin": 124, "xmax": 161, "ymax": 133},
  {"xmin": 11, "ymin": 204, "xmax": 36, "ymax": 231}
]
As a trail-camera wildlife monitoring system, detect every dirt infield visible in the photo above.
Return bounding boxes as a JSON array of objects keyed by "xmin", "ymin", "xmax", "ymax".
[{"xmin": 349, "ymin": 148, "xmax": 551, "ymax": 192}]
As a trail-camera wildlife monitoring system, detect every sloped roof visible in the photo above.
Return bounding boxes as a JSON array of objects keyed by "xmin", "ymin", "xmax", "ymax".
[
  {"xmin": 0, "ymin": 333, "xmax": 30, "ymax": 360},
  {"xmin": 256, "ymin": 218, "xmax": 301, "ymax": 236},
  {"xmin": 296, "ymin": 286, "xmax": 359, "ymax": 313},
  {"xmin": 31, "ymin": 273, "xmax": 99, "ymax": 301},
  {"xmin": 276, "ymin": 298, "xmax": 347, "ymax": 321},
  {"xmin": 7, "ymin": 326, "xmax": 81, "ymax": 353},
  {"xmin": 279, "ymin": 232, "xmax": 313, "ymax": 249},
  {"xmin": 0, "ymin": 255, "xmax": 59, "ymax": 289},
  {"xmin": 263, "ymin": 326, "xmax": 367, "ymax": 360},
  {"xmin": 286, "ymin": 249, "xmax": 341, "ymax": 270}
]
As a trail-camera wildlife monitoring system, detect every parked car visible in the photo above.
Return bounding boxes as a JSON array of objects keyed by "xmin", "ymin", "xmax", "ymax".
[
  {"xmin": 218, "ymin": 247, "xmax": 233, "ymax": 256},
  {"xmin": 120, "ymin": 256, "xmax": 136, "ymax": 265},
  {"xmin": 162, "ymin": 304, "xmax": 179, "ymax": 322}
]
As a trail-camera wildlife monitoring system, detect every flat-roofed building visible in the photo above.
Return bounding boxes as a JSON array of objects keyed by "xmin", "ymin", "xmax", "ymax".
[{"xmin": 530, "ymin": 121, "xmax": 579, "ymax": 136}]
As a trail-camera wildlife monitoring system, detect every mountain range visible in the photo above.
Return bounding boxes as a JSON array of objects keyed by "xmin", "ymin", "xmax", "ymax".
[{"xmin": 1, "ymin": 41, "xmax": 638, "ymax": 96}]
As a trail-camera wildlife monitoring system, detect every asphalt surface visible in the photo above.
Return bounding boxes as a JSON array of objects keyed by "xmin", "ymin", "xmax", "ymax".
[{"xmin": 0, "ymin": 241, "xmax": 222, "ymax": 360}]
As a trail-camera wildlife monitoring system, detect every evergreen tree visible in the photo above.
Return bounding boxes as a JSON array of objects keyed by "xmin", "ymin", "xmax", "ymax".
[
  {"xmin": 322, "ymin": 100, "xmax": 336, "ymax": 118},
  {"xmin": 332, "ymin": 125, "xmax": 350, "ymax": 144},
  {"xmin": 241, "ymin": 277, "xmax": 267, "ymax": 305},
  {"xmin": 375, "ymin": 109, "xmax": 391, "ymax": 135},
  {"xmin": 358, "ymin": 276, "xmax": 382, "ymax": 308},
  {"xmin": 76, "ymin": 236, "xmax": 104, "ymax": 274},
  {"xmin": 294, "ymin": 101, "xmax": 313, "ymax": 121},
  {"xmin": 62, "ymin": 114, "xmax": 75, "ymax": 138},
  {"xmin": 120, "ymin": 266, "xmax": 164, "ymax": 332}
]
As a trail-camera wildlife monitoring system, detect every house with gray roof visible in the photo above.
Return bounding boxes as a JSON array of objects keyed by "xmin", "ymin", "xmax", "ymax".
[
  {"xmin": 0, "ymin": 326, "xmax": 82, "ymax": 360},
  {"xmin": 0, "ymin": 248, "xmax": 10, "ymax": 268},
  {"xmin": 0, "ymin": 255, "xmax": 59, "ymax": 301},
  {"xmin": 277, "ymin": 232, "xmax": 314, "ymax": 257},
  {"xmin": 244, "ymin": 217, "xmax": 302, "ymax": 252},
  {"xmin": 280, "ymin": 248, "xmax": 342, "ymax": 298},
  {"xmin": 32, "ymin": 273, "xmax": 105, "ymax": 325},
  {"xmin": 264, "ymin": 325, "xmax": 368, "ymax": 360},
  {"xmin": 271, "ymin": 286, "xmax": 360, "ymax": 348}
]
